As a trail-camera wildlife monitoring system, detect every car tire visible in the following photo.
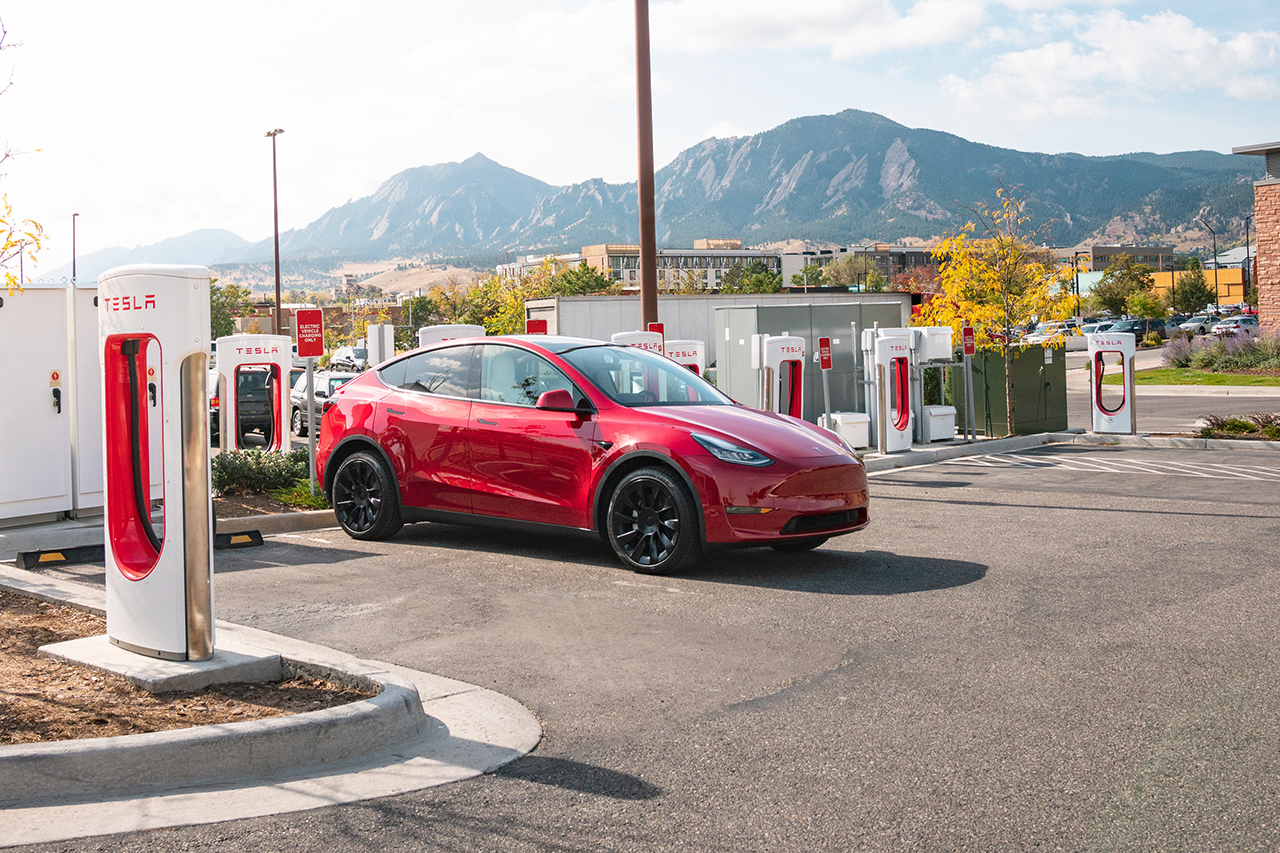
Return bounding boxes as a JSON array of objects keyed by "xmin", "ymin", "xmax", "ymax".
[
  {"xmin": 332, "ymin": 450, "xmax": 403, "ymax": 541},
  {"xmin": 291, "ymin": 407, "xmax": 307, "ymax": 437},
  {"xmin": 770, "ymin": 537, "xmax": 829, "ymax": 553},
  {"xmin": 605, "ymin": 467, "xmax": 701, "ymax": 574}
]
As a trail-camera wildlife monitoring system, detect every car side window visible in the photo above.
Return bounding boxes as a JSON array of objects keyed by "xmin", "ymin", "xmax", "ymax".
[
  {"xmin": 478, "ymin": 345, "xmax": 576, "ymax": 407},
  {"xmin": 391, "ymin": 346, "xmax": 475, "ymax": 398}
]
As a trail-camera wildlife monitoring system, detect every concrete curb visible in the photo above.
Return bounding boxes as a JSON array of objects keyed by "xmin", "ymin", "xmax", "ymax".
[
  {"xmin": 215, "ymin": 508, "xmax": 336, "ymax": 536},
  {"xmin": 1, "ymin": 659, "xmax": 428, "ymax": 806},
  {"xmin": 861, "ymin": 430, "xmax": 1279, "ymax": 473},
  {"xmin": 0, "ymin": 565, "xmax": 542, "ymax": 845}
]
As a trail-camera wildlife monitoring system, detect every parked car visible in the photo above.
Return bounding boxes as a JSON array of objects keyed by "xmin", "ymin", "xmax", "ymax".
[
  {"xmin": 289, "ymin": 370, "xmax": 358, "ymax": 436},
  {"xmin": 317, "ymin": 336, "xmax": 870, "ymax": 573},
  {"xmin": 1179, "ymin": 315, "xmax": 1217, "ymax": 335},
  {"xmin": 329, "ymin": 346, "xmax": 368, "ymax": 372},
  {"xmin": 1211, "ymin": 316, "xmax": 1260, "ymax": 338},
  {"xmin": 1023, "ymin": 322, "xmax": 1082, "ymax": 345},
  {"xmin": 1106, "ymin": 318, "xmax": 1168, "ymax": 341}
]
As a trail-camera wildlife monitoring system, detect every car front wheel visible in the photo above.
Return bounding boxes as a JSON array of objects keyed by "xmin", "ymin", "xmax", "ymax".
[
  {"xmin": 606, "ymin": 467, "xmax": 700, "ymax": 574},
  {"xmin": 332, "ymin": 450, "xmax": 403, "ymax": 540}
]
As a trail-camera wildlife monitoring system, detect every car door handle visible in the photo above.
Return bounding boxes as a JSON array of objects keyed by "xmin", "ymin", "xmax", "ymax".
[
  {"xmin": 477, "ymin": 419, "xmax": 498, "ymax": 426},
  {"xmin": 386, "ymin": 408, "xmax": 406, "ymax": 415}
]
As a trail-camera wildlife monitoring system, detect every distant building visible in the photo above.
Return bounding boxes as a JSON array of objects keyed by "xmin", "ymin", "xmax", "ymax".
[
  {"xmin": 496, "ymin": 252, "xmax": 583, "ymax": 279},
  {"xmin": 1090, "ymin": 244, "xmax": 1174, "ymax": 272},
  {"xmin": 582, "ymin": 242, "xmax": 781, "ymax": 289},
  {"xmin": 781, "ymin": 243, "xmax": 934, "ymax": 288}
]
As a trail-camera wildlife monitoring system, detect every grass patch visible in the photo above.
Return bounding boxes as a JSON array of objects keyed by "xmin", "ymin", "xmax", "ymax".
[
  {"xmin": 269, "ymin": 480, "xmax": 331, "ymax": 510},
  {"xmin": 1101, "ymin": 368, "xmax": 1280, "ymax": 387}
]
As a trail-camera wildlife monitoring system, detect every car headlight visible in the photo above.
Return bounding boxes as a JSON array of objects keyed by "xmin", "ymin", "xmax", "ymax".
[{"xmin": 691, "ymin": 433, "xmax": 774, "ymax": 467}]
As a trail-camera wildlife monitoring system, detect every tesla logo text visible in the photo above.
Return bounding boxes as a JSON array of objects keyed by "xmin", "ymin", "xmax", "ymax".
[
  {"xmin": 779, "ymin": 346, "xmax": 803, "ymax": 355},
  {"xmin": 103, "ymin": 294, "xmax": 156, "ymax": 311},
  {"xmin": 234, "ymin": 346, "xmax": 282, "ymax": 355},
  {"xmin": 669, "ymin": 350, "xmax": 696, "ymax": 358}
]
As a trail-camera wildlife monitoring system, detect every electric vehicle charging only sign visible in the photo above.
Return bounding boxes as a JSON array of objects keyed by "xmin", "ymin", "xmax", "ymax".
[
  {"xmin": 296, "ymin": 309, "xmax": 324, "ymax": 358},
  {"xmin": 819, "ymin": 337, "xmax": 832, "ymax": 371}
]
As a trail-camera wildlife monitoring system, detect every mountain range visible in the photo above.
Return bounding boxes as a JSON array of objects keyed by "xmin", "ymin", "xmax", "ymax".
[{"xmin": 52, "ymin": 109, "xmax": 1263, "ymax": 281}]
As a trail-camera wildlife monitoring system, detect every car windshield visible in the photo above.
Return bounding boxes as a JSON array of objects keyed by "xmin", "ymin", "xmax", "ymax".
[
  {"xmin": 353, "ymin": 348, "xmax": 367, "ymax": 360},
  {"xmin": 560, "ymin": 345, "xmax": 732, "ymax": 407}
]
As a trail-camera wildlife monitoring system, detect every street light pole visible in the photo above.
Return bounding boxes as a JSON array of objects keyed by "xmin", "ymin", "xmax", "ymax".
[
  {"xmin": 266, "ymin": 128, "xmax": 285, "ymax": 336},
  {"xmin": 1196, "ymin": 217, "xmax": 1219, "ymax": 310},
  {"xmin": 71, "ymin": 213, "xmax": 79, "ymax": 283},
  {"xmin": 1072, "ymin": 251, "xmax": 1089, "ymax": 318},
  {"xmin": 1244, "ymin": 213, "xmax": 1254, "ymax": 304}
]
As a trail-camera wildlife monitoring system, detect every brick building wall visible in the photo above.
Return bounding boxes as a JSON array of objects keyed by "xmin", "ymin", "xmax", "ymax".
[{"xmin": 1257, "ymin": 181, "xmax": 1280, "ymax": 334}]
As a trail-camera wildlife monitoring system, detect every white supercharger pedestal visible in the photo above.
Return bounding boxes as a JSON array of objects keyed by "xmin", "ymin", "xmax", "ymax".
[
  {"xmin": 214, "ymin": 334, "xmax": 291, "ymax": 452},
  {"xmin": 755, "ymin": 335, "xmax": 805, "ymax": 418},
  {"xmin": 611, "ymin": 330, "xmax": 665, "ymax": 353},
  {"xmin": 664, "ymin": 339, "xmax": 706, "ymax": 375},
  {"xmin": 1088, "ymin": 331, "xmax": 1137, "ymax": 434},
  {"xmin": 872, "ymin": 335, "xmax": 914, "ymax": 453},
  {"xmin": 366, "ymin": 324, "xmax": 395, "ymax": 367},
  {"xmin": 99, "ymin": 264, "xmax": 214, "ymax": 661},
  {"xmin": 418, "ymin": 324, "xmax": 485, "ymax": 347}
]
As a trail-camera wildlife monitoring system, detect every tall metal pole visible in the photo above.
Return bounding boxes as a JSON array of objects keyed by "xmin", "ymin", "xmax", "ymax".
[
  {"xmin": 71, "ymin": 213, "xmax": 79, "ymax": 283},
  {"xmin": 1197, "ymin": 216, "xmax": 1218, "ymax": 309},
  {"xmin": 267, "ymin": 129, "xmax": 285, "ymax": 335},
  {"xmin": 634, "ymin": 0, "xmax": 658, "ymax": 328},
  {"xmin": 1244, "ymin": 214, "xmax": 1254, "ymax": 302}
]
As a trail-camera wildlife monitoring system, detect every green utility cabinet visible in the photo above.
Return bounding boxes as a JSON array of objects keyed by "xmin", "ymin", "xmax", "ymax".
[{"xmin": 949, "ymin": 346, "xmax": 1068, "ymax": 436}]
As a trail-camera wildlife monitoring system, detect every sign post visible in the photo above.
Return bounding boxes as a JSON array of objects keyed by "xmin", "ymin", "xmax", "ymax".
[
  {"xmin": 961, "ymin": 325, "xmax": 976, "ymax": 440},
  {"xmin": 295, "ymin": 309, "xmax": 325, "ymax": 494},
  {"xmin": 818, "ymin": 336, "xmax": 833, "ymax": 429}
]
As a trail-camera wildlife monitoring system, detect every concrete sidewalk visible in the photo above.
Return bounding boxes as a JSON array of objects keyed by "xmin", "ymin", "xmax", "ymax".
[{"xmin": 0, "ymin": 565, "xmax": 542, "ymax": 847}]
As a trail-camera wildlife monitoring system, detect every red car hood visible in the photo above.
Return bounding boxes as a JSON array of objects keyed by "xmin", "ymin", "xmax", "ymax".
[{"xmin": 642, "ymin": 405, "xmax": 848, "ymax": 459}]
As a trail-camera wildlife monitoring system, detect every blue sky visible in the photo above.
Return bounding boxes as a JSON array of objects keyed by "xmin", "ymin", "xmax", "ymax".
[{"xmin": 2, "ymin": 0, "xmax": 1277, "ymax": 274}]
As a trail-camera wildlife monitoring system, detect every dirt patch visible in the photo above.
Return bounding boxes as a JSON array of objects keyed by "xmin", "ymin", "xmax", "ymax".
[
  {"xmin": 213, "ymin": 493, "xmax": 303, "ymax": 518},
  {"xmin": 0, "ymin": 589, "xmax": 374, "ymax": 745}
]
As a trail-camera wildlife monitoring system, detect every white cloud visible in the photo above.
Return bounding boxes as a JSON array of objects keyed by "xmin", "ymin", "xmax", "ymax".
[
  {"xmin": 943, "ymin": 10, "xmax": 1280, "ymax": 121},
  {"xmin": 652, "ymin": 0, "xmax": 990, "ymax": 59}
]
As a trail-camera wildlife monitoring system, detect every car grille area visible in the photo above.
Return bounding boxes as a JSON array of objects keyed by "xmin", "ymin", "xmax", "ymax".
[{"xmin": 781, "ymin": 507, "xmax": 867, "ymax": 535}]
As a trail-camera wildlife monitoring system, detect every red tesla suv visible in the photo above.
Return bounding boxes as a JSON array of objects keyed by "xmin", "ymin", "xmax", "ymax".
[{"xmin": 316, "ymin": 336, "xmax": 869, "ymax": 573}]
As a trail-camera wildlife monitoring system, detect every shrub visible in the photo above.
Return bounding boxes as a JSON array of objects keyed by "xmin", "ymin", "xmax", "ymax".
[
  {"xmin": 212, "ymin": 448, "xmax": 311, "ymax": 495},
  {"xmin": 1142, "ymin": 332, "xmax": 1163, "ymax": 348},
  {"xmin": 1197, "ymin": 411, "xmax": 1280, "ymax": 441}
]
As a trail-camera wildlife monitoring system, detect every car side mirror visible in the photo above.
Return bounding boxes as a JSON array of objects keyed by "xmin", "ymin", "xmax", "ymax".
[{"xmin": 536, "ymin": 388, "xmax": 588, "ymax": 413}]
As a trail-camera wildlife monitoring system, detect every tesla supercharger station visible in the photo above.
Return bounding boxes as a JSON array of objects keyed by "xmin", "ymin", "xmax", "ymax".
[
  {"xmin": 611, "ymin": 330, "xmax": 665, "ymax": 353},
  {"xmin": 99, "ymin": 264, "xmax": 214, "ymax": 661},
  {"xmin": 419, "ymin": 323, "xmax": 485, "ymax": 347},
  {"xmin": 873, "ymin": 334, "xmax": 914, "ymax": 453},
  {"xmin": 664, "ymin": 339, "xmax": 706, "ymax": 375},
  {"xmin": 214, "ymin": 334, "xmax": 291, "ymax": 452},
  {"xmin": 366, "ymin": 323, "xmax": 395, "ymax": 367},
  {"xmin": 1088, "ymin": 331, "xmax": 1137, "ymax": 434},
  {"xmin": 757, "ymin": 335, "xmax": 806, "ymax": 418}
]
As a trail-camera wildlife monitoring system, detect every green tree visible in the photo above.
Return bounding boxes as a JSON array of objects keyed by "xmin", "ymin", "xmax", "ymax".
[
  {"xmin": 209, "ymin": 278, "xmax": 254, "ymax": 339},
  {"xmin": 720, "ymin": 262, "xmax": 745, "ymax": 293},
  {"xmin": 402, "ymin": 294, "xmax": 441, "ymax": 329},
  {"xmin": 1164, "ymin": 267, "xmax": 1216, "ymax": 315},
  {"xmin": 550, "ymin": 261, "xmax": 613, "ymax": 296},
  {"xmin": 1091, "ymin": 253, "xmax": 1155, "ymax": 316},
  {"xmin": 790, "ymin": 263, "xmax": 824, "ymax": 289},
  {"xmin": 823, "ymin": 254, "xmax": 882, "ymax": 290},
  {"xmin": 917, "ymin": 183, "xmax": 1078, "ymax": 436},
  {"xmin": 1125, "ymin": 290, "xmax": 1166, "ymax": 319}
]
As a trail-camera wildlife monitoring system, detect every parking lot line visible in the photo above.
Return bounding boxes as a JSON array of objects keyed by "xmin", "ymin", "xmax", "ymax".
[{"xmin": 941, "ymin": 451, "xmax": 1280, "ymax": 480}]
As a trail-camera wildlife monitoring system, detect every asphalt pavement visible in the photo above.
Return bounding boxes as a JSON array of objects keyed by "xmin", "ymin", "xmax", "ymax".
[{"xmin": 8, "ymin": 439, "xmax": 1278, "ymax": 851}]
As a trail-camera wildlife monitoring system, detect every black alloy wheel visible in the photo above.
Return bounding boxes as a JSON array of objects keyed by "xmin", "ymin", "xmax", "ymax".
[
  {"xmin": 770, "ymin": 536, "xmax": 829, "ymax": 553},
  {"xmin": 606, "ymin": 467, "xmax": 700, "ymax": 574},
  {"xmin": 332, "ymin": 450, "xmax": 402, "ymax": 540},
  {"xmin": 291, "ymin": 407, "xmax": 307, "ymax": 436}
]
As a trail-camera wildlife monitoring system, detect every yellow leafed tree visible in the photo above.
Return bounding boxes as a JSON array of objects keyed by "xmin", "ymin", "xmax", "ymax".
[
  {"xmin": 1, "ymin": 19, "xmax": 45, "ymax": 295},
  {"xmin": 917, "ymin": 183, "xmax": 1077, "ymax": 435}
]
